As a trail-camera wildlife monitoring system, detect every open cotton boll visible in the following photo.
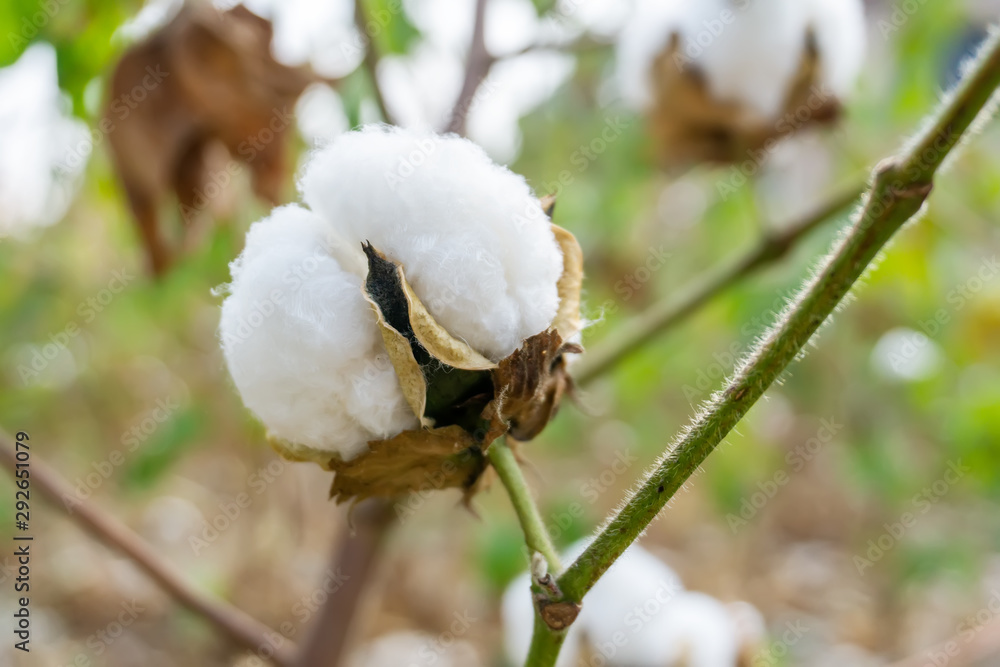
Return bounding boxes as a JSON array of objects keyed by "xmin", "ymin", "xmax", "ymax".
[
  {"xmin": 299, "ymin": 125, "xmax": 564, "ymax": 361},
  {"xmin": 616, "ymin": 0, "xmax": 865, "ymax": 119},
  {"xmin": 219, "ymin": 204, "xmax": 418, "ymax": 462}
]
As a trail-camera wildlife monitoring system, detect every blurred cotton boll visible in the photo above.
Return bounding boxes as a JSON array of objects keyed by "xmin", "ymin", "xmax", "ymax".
[
  {"xmin": 615, "ymin": 0, "xmax": 866, "ymax": 169},
  {"xmin": 299, "ymin": 126, "xmax": 564, "ymax": 361},
  {"xmin": 0, "ymin": 43, "xmax": 89, "ymax": 238},
  {"xmin": 871, "ymin": 327, "xmax": 944, "ymax": 382},
  {"xmin": 295, "ymin": 83, "xmax": 350, "ymax": 146},
  {"xmin": 219, "ymin": 204, "xmax": 417, "ymax": 462},
  {"xmin": 503, "ymin": 539, "xmax": 764, "ymax": 666}
]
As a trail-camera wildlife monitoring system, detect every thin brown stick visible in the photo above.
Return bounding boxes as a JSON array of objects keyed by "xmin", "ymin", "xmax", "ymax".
[
  {"xmin": 573, "ymin": 181, "xmax": 865, "ymax": 385},
  {"xmin": 293, "ymin": 499, "xmax": 395, "ymax": 667},
  {"xmin": 0, "ymin": 428, "xmax": 296, "ymax": 666},
  {"xmin": 445, "ymin": 0, "xmax": 493, "ymax": 135},
  {"xmin": 354, "ymin": 0, "xmax": 395, "ymax": 125}
]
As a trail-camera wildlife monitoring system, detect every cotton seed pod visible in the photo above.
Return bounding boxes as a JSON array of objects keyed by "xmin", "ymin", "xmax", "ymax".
[
  {"xmin": 616, "ymin": 0, "xmax": 866, "ymax": 171},
  {"xmin": 219, "ymin": 126, "xmax": 584, "ymax": 504}
]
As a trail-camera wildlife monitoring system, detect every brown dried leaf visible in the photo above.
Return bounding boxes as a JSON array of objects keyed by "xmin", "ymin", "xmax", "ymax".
[
  {"xmin": 365, "ymin": 293, "xmax": 431, "ymax": 426},
  {"xmin": 550, "ymin": 223, "xmax": 584, "ymax": 340},
  {"xmin": 401, "ymin": 278, "xmax": 497, "ymax": 371},
  {"xmin": 105, "ymin": 4, "xmax": 321, "ymax": 275},
  {"xmin": 486, "ymin": 330, "xmax": 581, "ymax": 442},
  {"xmin": 329, "ymin": 426, "xmax": 486, "ymax": 504},
  {"xmin": 266, "ymin": 434, "xmax": 337, "ymax": 470}
]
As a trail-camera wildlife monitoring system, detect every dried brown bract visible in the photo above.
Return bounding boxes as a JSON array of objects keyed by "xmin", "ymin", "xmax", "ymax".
[
  {"xmin": 317, "ymin": 203, "xmax": 585, "ymax": 505},
  {"xmin": 105, "ymin": 3, "xmax": 321, "ymax": 275},
  {"xmin": 649, "ymin": 33, "xmax": 840, "ymax": 172}
]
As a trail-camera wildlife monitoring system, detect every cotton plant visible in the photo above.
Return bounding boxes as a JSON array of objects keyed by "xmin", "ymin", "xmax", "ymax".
[
  {"xmin": 615, "ymin": 0, "xmax": 866, "ymax": 170},
  {"xmin": 218, "ymin": 125, "xmax": 584, "ymax": 502},
  {"xmin": 502, "ymin": 539, "xmax": 765, "ymax": 666}
]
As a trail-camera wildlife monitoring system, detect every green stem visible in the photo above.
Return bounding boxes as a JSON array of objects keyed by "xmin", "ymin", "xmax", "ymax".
[
  {"xmin": 525, "ymin": 613, "xmax": 568, "ymax": 666},
  {"xmin": 487, "ymin": 440, "xmax": 562, "ymax": 573},
  {"xmin": 528, "ymin": 29, "xmax": 1000, "ymax": 667},
  {"xmin": 573, "ymin": 181, "xmax": 864, "ymax": 386}
]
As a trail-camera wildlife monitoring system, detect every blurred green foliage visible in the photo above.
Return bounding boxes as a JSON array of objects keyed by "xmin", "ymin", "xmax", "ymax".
[{"xmin": 1, "ymin": 0, "xmax": 999, "ymax": 663}]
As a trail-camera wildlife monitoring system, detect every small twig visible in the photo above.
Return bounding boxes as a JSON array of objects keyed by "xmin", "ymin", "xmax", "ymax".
[
  {"xmin": 0, "ymin": 428, "xmax": 295, "ymax": 666},
  {"xmin": 526, "ymin": 28, "xmax": 1000, "ymax": 666},
  {"xmin": 294, "ymin": 499, "xmax": 394, "ymax": 667},
  {"xmin": 487, "ymin": 440, "xmax": 562, "ymax": 573},
  {"xmin": 354, "ymin": 0, "xmax": 395, "ymax": 125},
  {"xmin": 445, "ymin": 0, "xmax": 493, "ymax": 135},
  {"xmin": 572, "ymin": 181, "xmax": 865, "ymax": 386}
]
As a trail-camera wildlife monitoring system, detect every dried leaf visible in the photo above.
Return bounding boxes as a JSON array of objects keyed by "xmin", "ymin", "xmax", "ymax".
[
  {"xmin": 266, "ymin": 434, "xmax": 338, "ymax": 470},
  {"xmin": 328, "ymin": 426, "xmax": 486, "ymax": 504},
  {"xmin": 550, "ymin": 223, "xmax": 584, "ymax": 340},
  {"xmin": 401, "ymin": 278, "xmax": 496, "ymax": 371},
  {"xmin": 367, "ymin": 296, "xmax": 431, "ymax": 426},
  {"xmin": 486, "ymin": 330, "xmax": 581, "ymax": 442},
  {"xmin": 105, "ymin": 4, "xmax": 322, "ymax": 275},
  {"xmin": 362, "ymin": 242, "xmax": 496, "ymax": 428}
]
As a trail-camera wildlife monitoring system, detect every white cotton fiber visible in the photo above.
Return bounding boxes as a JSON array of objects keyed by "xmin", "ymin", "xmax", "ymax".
[
  {"xmin": 299, "ymin": 125, "xmax": 564, "ymax": 361},
  {"xmin": 219, "ymin": 204, "xmax": 418, "ymax": 462},
  {"xmin": 221, "ymin": 126, "xmax": 569, "ymax": 461},
  {"xmin": 616, "ymin": 0, "xmax": 866, "ymax": 119},
  {"xmin": 806, "ymin": 0, "xmax": 868, "ymax": 100},
  {"xmin": 572, "ymin": 539, "xmax": 690, "ymax": 666}
]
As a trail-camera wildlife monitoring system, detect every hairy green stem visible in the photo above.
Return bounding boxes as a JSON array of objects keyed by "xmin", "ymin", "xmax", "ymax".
[
  {"xmin": 487, "ymin": 441, "xmax": 562, "ymax": 573},
  {"xmin": 528, "ymin": 29, "xmax": 1000, "ymax": 666}
]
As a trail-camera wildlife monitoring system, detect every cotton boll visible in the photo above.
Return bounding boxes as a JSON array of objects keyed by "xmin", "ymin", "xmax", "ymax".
[
  {"xmin": 573, "ymin": 539, "xmax": 689, "ymax": 665},
  {"xmin": 616, "ymin": 0, "xmax": 866, "ymax": 117},
  {"xmin": 501, "ymin": 571, "xmax": 583, "ymax": 667},
  {"xmin": 806, "ymin": 0, "xmax": 867, "ymax": 99},
  {"xmin": 220, "ymin": 204, "xmax": 417, "ymax": 461},
  {"xmin": 299, "ymin": 126, "xmax": 564, "ymax": 360}
]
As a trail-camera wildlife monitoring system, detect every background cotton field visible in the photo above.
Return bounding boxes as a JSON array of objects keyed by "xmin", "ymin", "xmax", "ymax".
[{"xmin": 2, "ymin": 0, "xmax": 1000, "ymax": 666}]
